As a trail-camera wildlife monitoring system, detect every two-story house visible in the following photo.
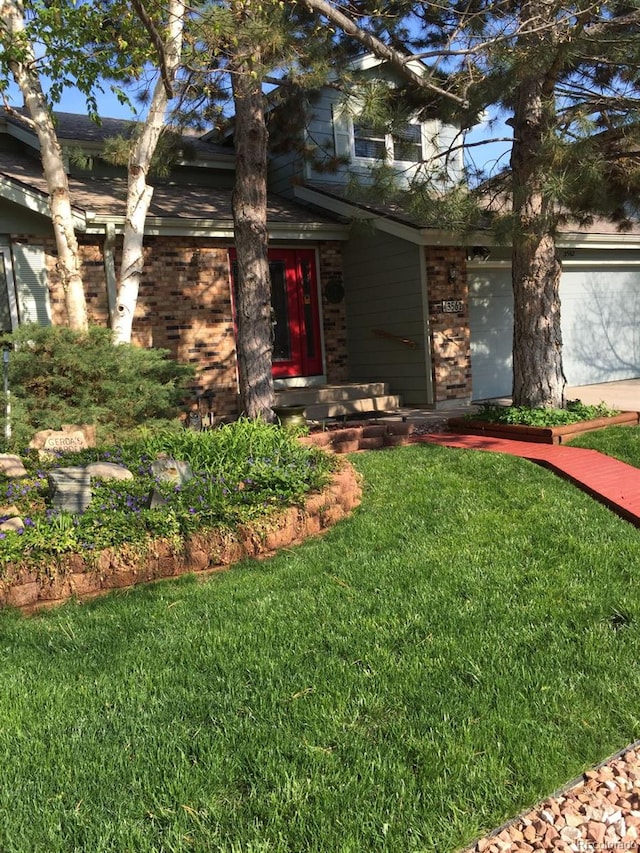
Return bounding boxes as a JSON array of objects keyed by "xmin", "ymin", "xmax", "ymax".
[
  {"xmin": 271, "ymin": 54, "xmax": 640, "ymax": 405},
  {"xmin": 0, "ymin": 55, "xmax": 639, "ymax": 420}
]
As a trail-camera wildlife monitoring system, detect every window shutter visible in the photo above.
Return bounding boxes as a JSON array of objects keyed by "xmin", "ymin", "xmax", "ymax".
[
  {"xmin": 11, "ymin": 243, "xmax": 52, "ymax": 325},
  {"xmin": 332, "ymin": 103, "xmax": 352, "ymax": 159}
]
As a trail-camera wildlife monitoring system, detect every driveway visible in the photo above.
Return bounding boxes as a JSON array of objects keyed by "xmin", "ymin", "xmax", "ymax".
[{"xmin": 566, "ymin": 379, "xmax": 640, "ymax": 411}]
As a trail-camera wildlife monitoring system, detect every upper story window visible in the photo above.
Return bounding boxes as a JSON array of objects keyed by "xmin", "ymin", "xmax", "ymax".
[{"xmin": 352, "ymin": 120, "xmax": 424, "ymax": 164}]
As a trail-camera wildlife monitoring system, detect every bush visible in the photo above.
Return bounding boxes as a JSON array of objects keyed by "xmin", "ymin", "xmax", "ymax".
[{"xmin": 0, "ymin": 324, "xmax": 195, "ymax": 449}]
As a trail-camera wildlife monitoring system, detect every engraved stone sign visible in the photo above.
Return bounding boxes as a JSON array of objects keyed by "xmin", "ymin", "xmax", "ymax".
[
  {"xmin": 43, "ymin": 431, "xmax": 88, "ymax": 453},
  {"xmin": 30, "ymin": 424, "xmax": 95, "ymax": 458}
]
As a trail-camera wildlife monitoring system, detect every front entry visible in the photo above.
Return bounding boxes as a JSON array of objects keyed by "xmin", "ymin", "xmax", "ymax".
[{"xmin": 230, "ymin": 248, "xmax": 323, "ymax": 379}]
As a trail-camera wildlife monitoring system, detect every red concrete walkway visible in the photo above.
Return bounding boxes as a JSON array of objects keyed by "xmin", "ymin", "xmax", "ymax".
[{"xmin": 413, "ymin": 433, "xmax": 640, "ymax": 526}]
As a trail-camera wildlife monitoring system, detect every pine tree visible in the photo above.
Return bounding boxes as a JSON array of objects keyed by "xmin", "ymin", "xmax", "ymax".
[{"xmin": 305, "ymin": 0, "xmax": 640, "ymax": 408}]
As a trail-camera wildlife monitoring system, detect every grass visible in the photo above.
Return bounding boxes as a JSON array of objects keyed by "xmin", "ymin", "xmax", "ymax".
[
  {"xmin": 569, "ymin": 423, "xmax": 640, "ymax": 466},
  {"xmin": 1, "ymin": 444, "xmax": 640, "ymax": 852}
]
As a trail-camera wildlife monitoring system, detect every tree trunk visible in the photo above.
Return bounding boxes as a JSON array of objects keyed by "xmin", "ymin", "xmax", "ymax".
[
  {"xmin": 231, "ymin": 54, "xmax": 275, "ymax": 422},
  {"xmin": 2, "ymin": 0, "xmax": 88, "ymax": 331},
  {"xmin": 510, "ymin": 75, "xmax": 565, "ymax": 408},
  {"xmin": 112, "ymin": 0, "xmax": 185, "ymax": 344}
]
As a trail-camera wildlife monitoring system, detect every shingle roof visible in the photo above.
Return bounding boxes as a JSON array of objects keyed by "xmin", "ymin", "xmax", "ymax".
[
  {"xmin": 302, "ymin": 181, "xmax": 640, "ymax": 239},
  {"xmin": 1, "ymin": 107, "xmax": 234, "ymax": 162},
  {"xmin": 0, "ymin": 140, "xmax": 341, "ymax": 229}
]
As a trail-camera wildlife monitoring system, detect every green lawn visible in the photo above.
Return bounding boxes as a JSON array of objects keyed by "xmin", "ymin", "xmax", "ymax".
[
  {"xmin": 1, "ymin": 444, "xmax": 640, "ymax": 852},
  {"xmin": 569, "ymin": 423, "xmax": 640, "ymax": 467}
]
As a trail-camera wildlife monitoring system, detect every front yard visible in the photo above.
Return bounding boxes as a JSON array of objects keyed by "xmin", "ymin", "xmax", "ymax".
[{"xmin": 1, "ymin": 441, "xmax": 639, "ymax": 852}]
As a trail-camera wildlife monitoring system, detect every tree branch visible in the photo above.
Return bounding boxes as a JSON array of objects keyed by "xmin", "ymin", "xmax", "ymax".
[
  {"xmin": 130, "ymin": 0, "xmax": 174, "ymax": 99},
  {"xmin": 299, "ymin": 0, "xmax": 469, "ymax": 107}
]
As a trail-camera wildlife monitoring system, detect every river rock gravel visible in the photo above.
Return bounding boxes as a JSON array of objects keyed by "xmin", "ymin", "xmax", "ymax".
[{"xmin": 464, "ymin": 743, "xmax": 640, "ymax": 852}]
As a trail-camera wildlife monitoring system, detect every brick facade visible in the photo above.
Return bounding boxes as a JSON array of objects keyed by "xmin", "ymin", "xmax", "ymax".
[
  {"xmin": 425, "ymin": 246, "xmax": 473, "ymax": 406},
  {"xmin": 317, "ymin": 242, "xmax": 348, "ymax": 384},
  {"xmin": 41, "ymin": 235, "xmax": 350, "ymax": 418}
]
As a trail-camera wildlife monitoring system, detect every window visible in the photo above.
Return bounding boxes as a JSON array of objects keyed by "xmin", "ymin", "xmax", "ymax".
[
  {"xmin": 392, "ymin": 124, "xmax": 422, "ymax": 162},
  {"xmin": 353, "ymin": 123, "xmax": 386, "ymax": 159},
  {"xmin": 352, "ymin": 120, "xmax": 423, "ymax": 163}
]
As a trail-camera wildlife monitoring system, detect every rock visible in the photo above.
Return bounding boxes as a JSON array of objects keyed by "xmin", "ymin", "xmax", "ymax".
[
  {"xmin": 151, "ymin": 455, "xmax": 193, "ymax": 486},
  {"xmin": 0, "ymin": 516, "xmax": 23, "ymax": 532},
  {"xmin": 48, "ymin": 467, "xmax": 91, "ymax": 514},
  {"xmin": 0, "ymin": 505, "xmax": 20, "ymax": 518},
  {"xmin": 86, "ymin": 462, "xmax": 133, "ymax": 482},
  {"xmin": 586, "ymin": 820, "xmax": 606, "ymax": 845},
  {"xmin": 29, "ymin": 424, "xmax": 95, "ymax": 456},
  {"xmin": 0, "ymin": 454, "xmax": 27, "ymax": 478}
]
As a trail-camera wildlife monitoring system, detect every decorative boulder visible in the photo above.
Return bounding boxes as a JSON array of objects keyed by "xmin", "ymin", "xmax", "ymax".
[
  {"xmin": 86, "ymin": 462, "xmax": 134, "ymax": 482},
  {"xmin": 0, "ymin": 454, "xmax": 27, "ymax": 478},
  {"xmin": 48, "ymin": 467, "xmax": 92, "ymax": 514}
]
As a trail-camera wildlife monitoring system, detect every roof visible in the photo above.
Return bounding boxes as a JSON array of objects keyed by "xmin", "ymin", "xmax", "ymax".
[
  {"xmin": 0, "ymin": 142, "xmax": 348, "ymax": 240},
  {"xmin": 295, "ymin": 181, "xmax": 640, "ymax": 248},
  {"xmin": 0, "ymin": 107, "xmax": 235, "ymax": 166}
]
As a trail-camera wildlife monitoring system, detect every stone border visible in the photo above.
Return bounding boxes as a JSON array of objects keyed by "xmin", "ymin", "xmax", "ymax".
[
  {"xmin": 448, "ymin": 411, "xmax": 639, "ymax": 444},
  {"xmin": 0, "ymin": 461, "xmax": 362, "ymax": 614},
  {"xmin": 300, "ymin": 421, "xmax": 414, "ymax": 453}
]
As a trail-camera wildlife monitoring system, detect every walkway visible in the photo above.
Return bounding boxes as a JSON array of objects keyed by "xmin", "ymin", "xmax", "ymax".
[{"xmin": 413, "ymin": 432, "xmax": 640, "ymax": 526}]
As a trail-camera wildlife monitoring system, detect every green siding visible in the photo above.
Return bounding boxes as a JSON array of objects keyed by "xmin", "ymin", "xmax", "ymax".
[{"xmin": 343, "ymin": 231, "xmax": 431, "ymax": 404}]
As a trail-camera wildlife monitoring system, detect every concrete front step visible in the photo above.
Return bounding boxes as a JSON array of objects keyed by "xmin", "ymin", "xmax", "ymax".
[
  {"xmin": 274, "ymin": 382, "xmax": 390, "ymax": 407},
  {"xmin": 274, "ymin": 382, "xmax": 403, "ymax": 419},
  {"xmin": 303, "ymin": 395, "xmax": 403, "ymax": 421}
]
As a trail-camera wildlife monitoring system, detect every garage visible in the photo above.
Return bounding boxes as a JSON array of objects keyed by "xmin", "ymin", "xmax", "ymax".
[{"xmin": 468, "ymin": 257, "xmax": 640, "ymax": 401}]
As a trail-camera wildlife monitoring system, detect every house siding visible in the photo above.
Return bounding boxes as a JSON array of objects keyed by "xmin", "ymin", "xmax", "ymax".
[{"xmin": 342, "ymin": 230, "xmax": 430, "ymax": 405}]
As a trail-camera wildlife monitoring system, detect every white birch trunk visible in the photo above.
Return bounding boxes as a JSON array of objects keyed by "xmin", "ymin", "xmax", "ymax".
[
  {"xmin": 112, "ymin": 0, "xmax": 185, "ymax": 344},
  {"xmin": 1, "ymin": 0, "xmax": 88, "ymax": 330}
]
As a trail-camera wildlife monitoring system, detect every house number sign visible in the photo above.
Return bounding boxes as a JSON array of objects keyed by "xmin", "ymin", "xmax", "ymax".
[{"xmin": 441, "ymin": 299, "xmax": 464, "ymax": 313}]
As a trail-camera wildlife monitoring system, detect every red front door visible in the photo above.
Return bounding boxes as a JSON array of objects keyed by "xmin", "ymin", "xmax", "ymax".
[{"xmin": 230, "ymin": 248, "xmax": 323, "ymax": 379}]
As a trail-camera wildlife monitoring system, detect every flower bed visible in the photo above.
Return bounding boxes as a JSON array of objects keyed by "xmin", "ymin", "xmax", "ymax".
[
  {"xmin": 448, "ymin": 411, "xmax": 639, "ymax": 444},
  {"xmin": 0, "ymin": 462, "xmax": 362, "ymax": 613}
]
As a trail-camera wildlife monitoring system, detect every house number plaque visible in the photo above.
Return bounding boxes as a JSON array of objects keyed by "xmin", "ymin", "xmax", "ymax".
[{"xmin": 441, "ymin": 300, "xmax": 464, "ymax": 313}]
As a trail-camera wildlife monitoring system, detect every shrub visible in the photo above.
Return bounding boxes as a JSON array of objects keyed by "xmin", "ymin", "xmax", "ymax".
[{"xmin": 0, "ymin": 324, "xmax": 194, "ymax": 449}]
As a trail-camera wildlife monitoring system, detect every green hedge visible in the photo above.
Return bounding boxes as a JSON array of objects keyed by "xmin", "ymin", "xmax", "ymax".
[{"xmin": 0, "ymin": 324, "xmax": 195, "ymax": 449}]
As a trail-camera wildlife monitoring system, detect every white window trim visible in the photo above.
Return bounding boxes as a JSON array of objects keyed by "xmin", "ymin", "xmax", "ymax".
[{"xmin": 0, "ymin": 241, "xmax": 19, "ymax": 331}]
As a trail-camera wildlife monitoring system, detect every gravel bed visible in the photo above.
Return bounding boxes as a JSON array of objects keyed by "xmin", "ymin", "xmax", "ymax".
[{"xmin": 464, "ymin": 743, "xmax": 640, "ymax": 852}]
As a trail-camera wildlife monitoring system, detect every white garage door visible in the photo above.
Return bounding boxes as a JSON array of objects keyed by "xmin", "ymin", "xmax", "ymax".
[
  {"xmin": 468, "ymin": 263, "xmax": 640, "ymax": 400},
  {"xmin": 561, "ymin": 265, "xmax": 640, "ymax": 386}
]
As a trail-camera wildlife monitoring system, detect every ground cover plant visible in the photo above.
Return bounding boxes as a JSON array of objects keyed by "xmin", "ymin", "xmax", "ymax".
[
  {"xmin": 469, "ymin": 399, "xmax": 619, "ymax": 427},
  {"xmin": 0, "ymin": 419, "xmax": 334, "ymax": 571},
  {"xmin": 0, "ymin": 444, "xmax": 639, "ymax": 852}
]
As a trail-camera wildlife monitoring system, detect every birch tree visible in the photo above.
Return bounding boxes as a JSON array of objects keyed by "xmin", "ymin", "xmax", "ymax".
[
  {"xmin": 112, "ymin": 0, "xmax": 185, "ymax": 344},
  {"xmin": 0, "ymin": 0, "xmax": 88, "ymax": 330}
]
